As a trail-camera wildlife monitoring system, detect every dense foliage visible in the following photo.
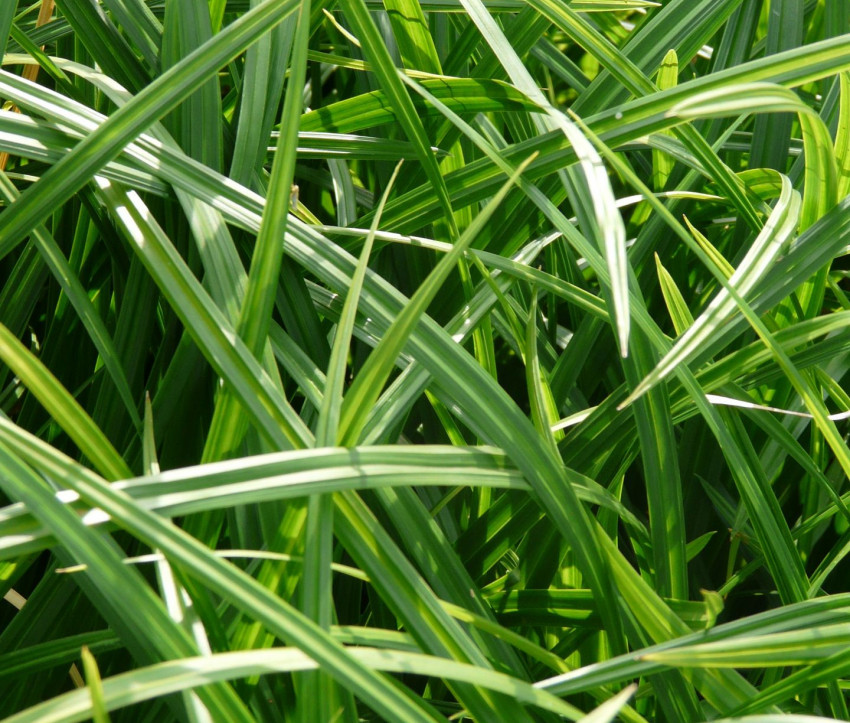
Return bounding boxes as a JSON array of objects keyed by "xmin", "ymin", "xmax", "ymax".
[{"xmin": 2, "ymin": 0, "xmax": 850, "ymax": 720}]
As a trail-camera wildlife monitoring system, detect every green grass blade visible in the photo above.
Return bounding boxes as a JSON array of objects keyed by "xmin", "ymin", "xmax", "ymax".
[
  {"xmin": 0, "ymin": 0, "xmax": 301, "ymax": 261},
  {"xmin": 337, "ymin": 153, "xmax": 536, "ymax": 445},
  {"xmin": 2, "ymin": 647, "xmax": 584, "ymax": 723},
  {"xmin": 0, "ymin": 324, "xmax": 131, "ymax": 480},
  {"xmin": 93, "ymin": 180, "xmax": 313, "ymax": 450},
  {"xmin": 0, "ymin": 429, "xmax": 442, "ymax": 722},
  {"xmin": 336, "ymin": 0, "xmax": 458, "ymax": 234},
  {"xmin": 0, "ymin": 442, "xmax": 253, "ymax": 722},
  {"xmin": 621, "ymin": 176, "xmax": 800, "ymax": 407},
  {"xmin": 80, "ymin": 647, "xmax": 111, "ymax": 723},
  {"xmin": 835, "ymin": 73, "xmax": 850, "ymax": 199},
  {"xmin": 577, "ymin": 685, "xmax": 637, "ymax": 723},
  {"xmin": 318, "ymin": 162, "xmax": 402, "ymax": 445},
  {"xmin": 652, "ymin": 49, "xmax": 678, "ymax": 191}
]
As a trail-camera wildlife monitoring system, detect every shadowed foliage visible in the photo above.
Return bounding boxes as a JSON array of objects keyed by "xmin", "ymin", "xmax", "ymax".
[{"xmin": 1, "ymin": 0, "xmax": 850, "ymax": 721}]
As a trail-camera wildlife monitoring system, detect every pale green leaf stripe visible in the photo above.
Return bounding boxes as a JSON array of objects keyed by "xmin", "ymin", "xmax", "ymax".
[
  {"xmin": 836, "ymin": 73, "xmax": 850, "ymax": 199},
  {"xmin": 268, "ymin": 79, "xmax": 624, "ymax": 666},
  {"xmin": 0, "ymin": 444, "xmax": 254, "ymax": 722},
  {"xmin": 652, "ymin": 49, "xmax": 678, "ymax": 191},
  {"xmin": 0, "ymin": 60, "xmax": 303, "ymax": 453},
  {"xmin": 298, "ymin": 77, "xmax": 543, "ymax": 133},
  {"xmin": 643, "ymin": 623, "xmax": 850, "ymax": 667},
  {"xmin": 572, "ymin": 0, "xmax": 741, "ymax": 116},
  {"xmin": 237, "ymin": 0, "xmax": 308, "ymax": 364},
  {"xmin": 727, "ymin": 646, "xmax": 850, "ymax": 716},
  {"xmin": 3, "ymin": 14, "xmax": 844, "ymax": 716},
  {"xmin": 563, "ymin": 0, "xmax": 658, "ymax": 6},
  {"xmin": 9, "ymin": 23, "xmax": 76, "ymax": 97},
  {"xmin": 0, "ymin": 82, "xmax": 419, "ymax": 163},
  {"xmin": 79, "ymin": 648, "xmax": 109, "ymax": 723},
  {"xmin": 2, "ymin": 647, "xmax": 583, "ymax": 723},
  {"xmin": 54, "ymin": 43, "xmax": 808, "ymax": 640},
  {"xmin": 539, "ymin": 595, "xmax": 850, "ymax": 697},
  {"xmin": 620, "ymin": 176, "xmax": 801, "ymax": 408},
  {"xmin": 5, "ymin": 4, "xmax": 850, "ymax": 718},
  {"xmin": 0, "ymin": 325, "xmax": 131, "ymax": 481},
  {"xmin": 1, "ymin": 48, "xmax": 838, "ymax": 254},
  {"xmin": 230, "ymin": 0, "xmax": 659, "ymax": 9},
  {"xmin": 626, "ymin": 88, "xmax": 850, "ymax": 492},
  {"xmin": 522, "ymin": 0, "xmax": 762, "ymax": 233},
  {"xmin": 586, "ymin": 33, "xmax": 850, "ymax": 139},
  {"xmin": 118, "ymin": 555, "xmax": 571, "ymax": 679},
  {"xmin": 383, "ymin": 0, "xmax": 442, "ymax": 72},
  {"xmin": 0, "ymin": 428, "xmax": 440, "ymax": 722},
  {"xmin": 655, "ymin": 253, "xmax": 694, "ymax": 335},
  {"xmin": 0, "ymin": 0, "xmax": 301, "ymax": 260},
  {"xmin": 669, "ymin": 81, "xmax": 838, "ymax": 230},
  {"xmin": 407, "ymin": 80, "xmax": 805, "ymax": 690},
  {"xmin": 316, "ymin": 225, "xmax": 609, "ymax": 319},
  {"xmin": 228, "ymin": 0, "xmax": 290, "ymax": 186},
  {"xmin": 290, "ymin": 131, "xmax": 428, "ymax": 159},
  {"xmin": 714, "ymin": 718, "xmax": 844, "ymax": 723},
  {"xmin": 525, "ymin": 291, "xmax": 559, "ymax": 450},
  {"xmin": 576, "ymin": 685, "xmax": 637, "ymax": 723},
  {"xmin": 567, "ymin": 116, "xmax": 809, "ymax": 608},
  {"xmin": 0, "ymin": 421, "xmax": 635, "ymax": 571},
  {"xmin": 0, "ymin": 109, "xmax": 166, "ymax": 193},
  {"xmin": 7, "ymin": 29, "xmax": 850, "ymax": 235},
  {"xmin": 202, "ymin": 0, "xmax": 310, "ymax": 464},
  {"xmin": 397, "ymin": 74, "xmax": 745, "ymax": 659},
  {"xmin": 352, "ymin": 34, "xmax": 850, "ymax": 231},
  {"xmin": 331, "ymin": 490, "xmax": 537, "ymax": 723},
  {"xmin": 303, "ymin": 14, "xmax": 372, "ymax": 711}
]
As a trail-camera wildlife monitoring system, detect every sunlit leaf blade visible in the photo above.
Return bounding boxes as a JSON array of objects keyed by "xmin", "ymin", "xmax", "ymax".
[
  {"xmin": 643, "ymin": 624, "xmax": 850, "ymax": 667},
  {"xmin": 655, "ymin": 253, "xmax": 693, "ymax": 335},
  {"xmin": 0, "ymin": 0, "xmax": 301, "ymax": 260},
  {"xmin": 577, "ymin": 685, "xmax": 637, "ymax": 723},
  {"xmin": 621, "ymin": 176, "xmax": 801, "ymax": 408},
  {"xmin": 1, "ymin": 647, "xmax": 583, "ymax": 723},
  {"xmin": 836, "ymin": 73, "xmax": 850, "ymax": 200},
  {"xmin": 669, "ymin": 81, "xmax": 838, "ymax": 230},
  {"xmin": 4, "ymin": 2, "xmax": 850, "ymax": 720},
  {"xmin": 652, "ymin": 49, "xmax": 678, "ymax": 192},
  {"xmin": 80, "ymin": 647, "xmax": 111, "ymax": 723},
  {"xmin": 336, "ymin": 0, "xmax": 458, "ymax": 233}
]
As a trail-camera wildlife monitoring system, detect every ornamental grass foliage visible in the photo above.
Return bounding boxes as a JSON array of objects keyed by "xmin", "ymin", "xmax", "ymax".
[{"xmin": 2, "ymin": 0, "xmax": 850, "ymax": 721}]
